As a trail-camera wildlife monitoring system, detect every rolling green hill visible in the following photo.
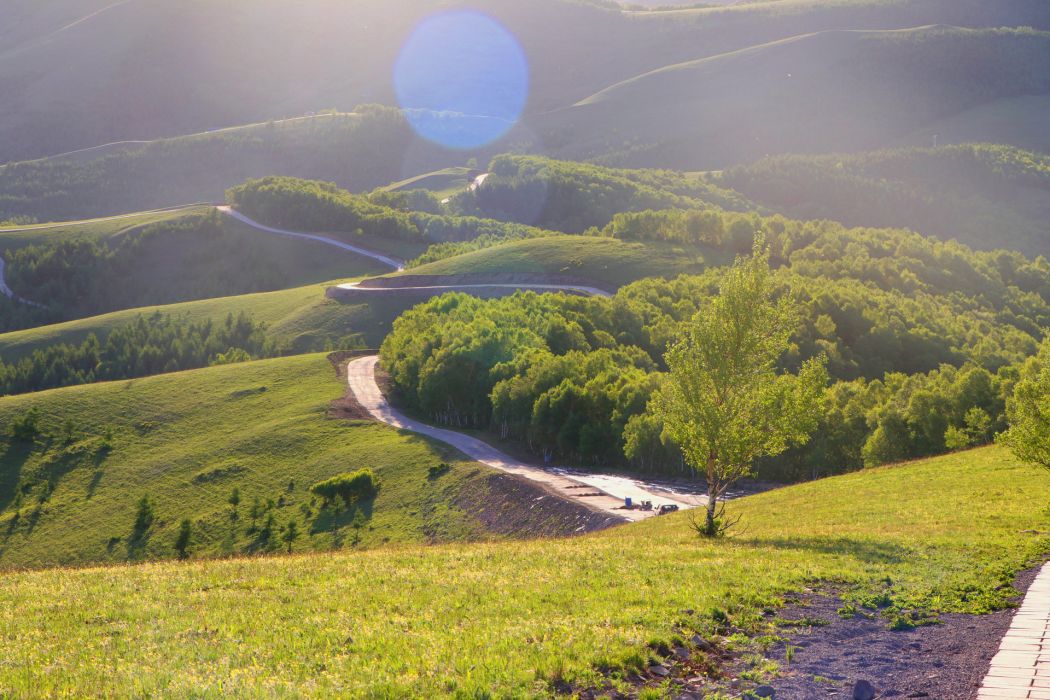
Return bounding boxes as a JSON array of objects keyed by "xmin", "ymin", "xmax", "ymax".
[
  {"xmin": 397, "ymin": 235, "xmax": 725, "ymax": 289},
  {"xmin": 1, "ymin": 445, "xmax": 1046, "ymax": 696},
  {"xmin": 0, "ymin": 353, "xmax": 606, "ymax": 570},
  {"xmin": 721, "ymin": 144, "xmax": 1050, "ymax": 256},
  {"xmin": 0, "ymin": 108, "xmax": 458, "ymax": 222},
  {"xmin": 2, "ymin": 0, "xmax": 1047, "ymax": 166},
  {"xmin": 542, "ymin": 26, "xmax": 1050, "ymax": 168},
  {"xmin": 0, "ymin": 206, "xmax": 393, "ymax": 333}
]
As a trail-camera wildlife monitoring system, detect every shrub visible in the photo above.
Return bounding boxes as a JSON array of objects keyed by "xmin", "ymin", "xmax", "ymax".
[
  {"xmin": 9, "ymin": 410, "xmax": 41, "ymax": 443},
  {"xmin": 310, "ymin": 469, "xmax": 380, "ymax": 508},
  {"xmin": 428, "ymin": 463, "xmax": 452, "ymax": 479}
]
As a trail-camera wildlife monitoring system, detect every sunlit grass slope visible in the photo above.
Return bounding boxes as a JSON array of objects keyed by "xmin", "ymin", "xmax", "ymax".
[
  {"xmin": 1, "ymin": 446, "xmax": 1046, "ymax": 697},
  {"xmin": 400, "ymin": 235, "xmax": 727, "ymax": 289},
  {"xmin": 380, "ymin": 167, "xmax": 475, "ymax": 199},
  {"xmin": 0, "ymin": 354, "xmax": 501, "ymax": 570}
]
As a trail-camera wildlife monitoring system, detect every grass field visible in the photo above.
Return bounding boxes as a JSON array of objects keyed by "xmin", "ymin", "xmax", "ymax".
[
  {"xmin": 400, "ymin": 235, "xmax": 726, "ymax": 289},
  {"xmin": 0, "ymin": 354, "xmax": 509, "ymax": 570},
  {"xmin": 0, "ymin": 446, "xmax": 1045, "ymax": 696}
]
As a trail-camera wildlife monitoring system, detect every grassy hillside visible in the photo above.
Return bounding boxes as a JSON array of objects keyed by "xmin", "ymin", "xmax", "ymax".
[
  {"xmin": 381, "ymin": 167, "xmax": 476, "ymax": 200},
  {"xmin": 0, "ymin": 353, "xmax": 549, "ymax": 570},
  {"xmin": 897, "ymin": 93, "xmax": 1050, "ymax": 155},
  {"xmin": 722, "ymin": 144, "xmax": 1050, "ymax": 256},
  {"xmin": 0, "ymin": 446, "xmax": 1046, "ymax": 696},
  {"xmin": 398, "ymin": 235, "xmax": 727, "ymax": 289},
  {"xmin": 0, "ymin": 207, "xmax": 387, "ymax": 332},
  {"xmin": 3, "ymin": 0, "xmax": 1047, "ymax": 165},
  {"xmin": 0, "ymin": 108, "xmax": 460, "ymax": 222},
  {"xmin": 543, "ymin": 26, "xmax": 1050, "ymax": 168}
]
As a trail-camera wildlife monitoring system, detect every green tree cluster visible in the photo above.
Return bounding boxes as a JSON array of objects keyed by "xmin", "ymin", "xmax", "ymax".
[{"xmin": 0, "ymin": 311, "xmax": 273, "ymax": 397}]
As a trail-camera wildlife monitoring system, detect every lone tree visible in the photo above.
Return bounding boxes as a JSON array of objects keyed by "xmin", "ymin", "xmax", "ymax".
[
  {"xmin": 1000, "ymin": 341, "xmax": 1050, "ymax": 470},
  {"xmin": 653, "ymin": 237, "xmax": 828, "ymax": 537}
]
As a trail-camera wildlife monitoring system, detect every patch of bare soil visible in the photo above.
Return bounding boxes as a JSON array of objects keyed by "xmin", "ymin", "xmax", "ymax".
[
  {"xmin": 567, "ymin": 566, "xmax": 1043, "ymax": 700},
  {"xmin": 754, "ymin": 567, "xmax": 1040, "ymax": 700},
  {"xmin": 455, "ymin": 472, "xmax": 624, "ymax": 538}
]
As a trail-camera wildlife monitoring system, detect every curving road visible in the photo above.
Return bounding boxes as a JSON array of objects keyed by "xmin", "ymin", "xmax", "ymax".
[
  {"xmin": 346, "ymin": 355, "xmax": 703, "ymax": 521},
  {"xmin": 218, "ymin": 206, "xmax": 405, "ymax": 271},
  {"xmin": 336, "ymin": 280, "xmax": 612, "ymax": 298}
]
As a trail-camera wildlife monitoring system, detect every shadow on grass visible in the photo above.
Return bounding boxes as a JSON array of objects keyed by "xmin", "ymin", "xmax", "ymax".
[
  {"xmin": 743, "ymin": 536, "xmax": 911, "ymax": 565},
  {"xmin": 310, "ymin": 499, "xmax": 376, "ymax": 543},
  {"xmin": 0, "ymin": 441, "xmax": 33, "ymax": 511}
]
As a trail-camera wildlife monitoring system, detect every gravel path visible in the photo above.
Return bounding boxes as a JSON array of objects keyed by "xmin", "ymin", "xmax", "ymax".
[
  {"xmin": 979, "ymin": 563, "xmax": 1050, "ymax": 699},
  {"xmin": 345, "ymin": 355, "xmax": 704, "ymax": 521}
]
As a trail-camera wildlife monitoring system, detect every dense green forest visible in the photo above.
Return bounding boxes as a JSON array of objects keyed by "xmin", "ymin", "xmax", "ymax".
[
  {"xmin": 380, "ymin": 205, "xmax": 1048, "ymax": 479},
  {"xmin": 722, "ymin": 144, "xmax": 1050, "ymax": 256},
  {"xmin": 380, "ymin": 284, "xmax": 1040, "ymax": 480},
  {"xmin": 227, "ymin": 176, "xmax": 551, "ymax": 246},
  {"xmin": 0, "ymin": 312, "xmax": 273, "ymax": 397}
]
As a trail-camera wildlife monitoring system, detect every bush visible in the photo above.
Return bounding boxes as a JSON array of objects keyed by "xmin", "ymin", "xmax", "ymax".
[
  {"xmin": 9, "ymin": 410, "xmax": 41, "ymax": 443},
  {"xmin": 310, "ymin": 469, "xmax": 380, "ymax": 508},
  {"xmin": 428, "ymin": 463, "xmax": 452, "ymax": 478}
]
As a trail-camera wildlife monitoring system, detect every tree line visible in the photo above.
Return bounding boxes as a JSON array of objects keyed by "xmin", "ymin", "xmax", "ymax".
[
  {"xmin": 226, "ymin": 176, "xmax": 549, "ymax": 247},
  {"xmin": 0, "ymin": 311, "xmax": 274, "ymax": 397}
]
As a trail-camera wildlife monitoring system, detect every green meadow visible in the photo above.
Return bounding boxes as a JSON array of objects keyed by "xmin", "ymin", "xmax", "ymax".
[{"xmin": 0, "ymin": 446, "xmax": 1045, "ymax": 697}]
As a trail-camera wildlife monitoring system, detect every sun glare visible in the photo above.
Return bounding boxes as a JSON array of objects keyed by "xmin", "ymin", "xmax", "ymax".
[{"xmin": 393, "ymin": 10, "xmax": 529, "ymax": 150}]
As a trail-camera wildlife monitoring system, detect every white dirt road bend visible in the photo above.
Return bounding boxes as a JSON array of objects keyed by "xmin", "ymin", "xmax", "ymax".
[{"xmin": 346, "ymin": 355, "xmax": 703, "ymax": 522}]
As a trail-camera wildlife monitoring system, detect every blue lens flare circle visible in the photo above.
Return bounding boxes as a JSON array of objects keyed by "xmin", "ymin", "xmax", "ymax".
[{"xmin": 394, "ymin": 11, "xmax": 529, "ymax": 150}]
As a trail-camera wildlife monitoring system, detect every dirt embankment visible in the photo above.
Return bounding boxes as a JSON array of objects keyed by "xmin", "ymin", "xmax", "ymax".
[
  {"xmin": 357, "ymin": 273, "xmax": 607, "ymax": 290},
  {"xmin": 455, "ymin": 472, "xmax": 624, "ymax": 538}
]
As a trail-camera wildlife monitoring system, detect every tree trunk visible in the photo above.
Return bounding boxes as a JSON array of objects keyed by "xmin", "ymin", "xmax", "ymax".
[{"xmin": 705, "ymin": 452, "xmax": 718, "ymax": 537}]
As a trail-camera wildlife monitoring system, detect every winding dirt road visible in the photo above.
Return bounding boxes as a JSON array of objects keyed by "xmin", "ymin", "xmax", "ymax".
[
  {"xmin": 346, "ymin": 355, "xmax": 703, "ymax": 521},
  {"xmin": 218, "ymin": 207, "xmax": 406, "ymax": 271}
]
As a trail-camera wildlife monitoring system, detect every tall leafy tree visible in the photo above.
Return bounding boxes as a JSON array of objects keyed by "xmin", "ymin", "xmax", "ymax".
[
  {"xmin": 654, "ymin": 238, "xmax": 828, "ymax": 536},
  {"xmin": 1000, "ymin": 341, "xmax": 1050, "ymax": 470}
]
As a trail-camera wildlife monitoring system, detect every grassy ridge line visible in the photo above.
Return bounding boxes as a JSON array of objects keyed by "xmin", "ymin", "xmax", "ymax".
[
  {"xmin": 0, "ymin": 206, "xmax": 210, "ymax": 249},
  {"xmin": 0, "ymin": 280, "xmax": 435, "ymax": 362},
  {"xmin": 0, "ymin": 446, "xmax": 1046, "ymax": 696}
]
